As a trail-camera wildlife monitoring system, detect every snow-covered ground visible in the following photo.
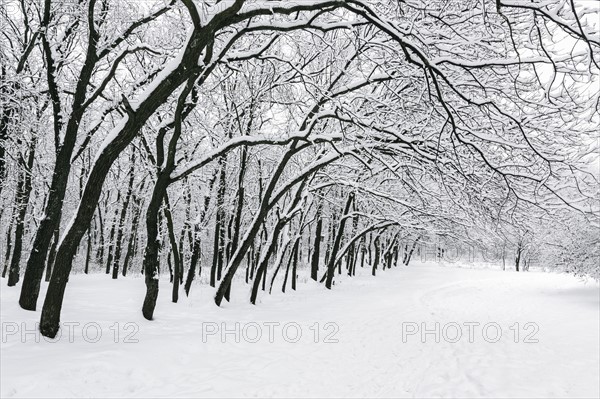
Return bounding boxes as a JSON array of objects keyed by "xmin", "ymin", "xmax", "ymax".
[{"xmin": 1, "ymin": 263, "xmax": 599, "ymax": 398}]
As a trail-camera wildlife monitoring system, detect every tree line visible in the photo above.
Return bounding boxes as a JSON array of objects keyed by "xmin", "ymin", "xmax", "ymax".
[{"xmin": 0, "ymin": 0, "xmax": 598, "ymax": 338}]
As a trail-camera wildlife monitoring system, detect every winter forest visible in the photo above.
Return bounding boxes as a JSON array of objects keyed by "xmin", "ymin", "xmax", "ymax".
[{"xmin": 0, "ymin": 0, "xmax": 599, "ymax": 397}]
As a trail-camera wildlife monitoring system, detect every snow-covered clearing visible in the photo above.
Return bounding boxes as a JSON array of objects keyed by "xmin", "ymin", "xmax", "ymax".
[{"xmin": 1, "ymin": 264, "xmax": 599, "ymax": 398}]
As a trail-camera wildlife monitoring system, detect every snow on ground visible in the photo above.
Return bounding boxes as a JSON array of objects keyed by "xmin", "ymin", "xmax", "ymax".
[{"xmin": 1, "ymin": 263, "xmax": 599, "ymax": 398}]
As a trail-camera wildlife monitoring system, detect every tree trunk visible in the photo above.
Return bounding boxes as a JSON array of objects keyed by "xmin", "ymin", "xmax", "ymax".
[
  {"xmin": 164, "ymin": 194, "xmax": 181, "ymax": 303},
  {"xmin": 2, "ymin": 206, "xmax": 15, "ymax": 278},
  {"xmin": 372, "ymin": 236, "xmax": 380, "ymax": 276},
  {"xmin": 215, "ymin": 142, "xmax": 305, "ymax": 306},
  {"xmin": 84, "ymin": 226, "xmax": 93, "ymax": 274},
  {"xmin": 383, "ymin": 232, "xmax": 400, "ymax": 270},
  {"xmin": 8, "ymin": 138, "xmax": 36, "ymax": 286},
  {"xmin": 184, "ymin": 224, "xmax": 202, "ymax": 296},
  {"xmin": 19, "ymin": 137, "xmax": 78, "ymax": 309},
  {"xmin": 111, "ymin": 153, "xmax": 135, "ymax": 279},
  {"xmin": 310, "ymin": 203, "xmax": 323, "ymax": 281},
  {"xmin": 404, "ymin": 236, "xmax": 420, "ymax": 266},
  {"xmin": 18, "ymin": 157, "xmax": 70, "ymax": 309},
  {"xmin": 184, "ymin": 174, "xmax": 215, "ymax": 296},
  {"xmin": 291, "ymin": 236, "xmax": 299, "ymax": 290},
  {"xmin": 95, "ymin": 206, "xmax": 105, "ymax": 264},
  {"xmin": 122, "ymin": 193, "xmax": 143, "ymax": 277},
  {"xmin": 346, "ymin": 212, "xmax": 359, "ymax": 276},
  {"xmin": 281, "ymin": 214, "xmax": 303, "ymax": 293},
  {"xmin": 324, "ymin": 213, "xmax": 336, "ymax": 266},
  {"xmin": 359, "ymin": 245, "xmax": 366, "ymax": 269},
  {"xmin": 245, "ymin": 247, "xmax": 253, "ymax": 283},
  {"xmin": 226, "ymin": 145, "xmax": 247, "ymax": 301},
  {"xmin": 252, "ymin": 219, "xmax": 286, "ymax": 304},
  {"xmin": 269, "ymin": 238, "xmax": 292, "ymax": 294},
  {"xmin": 210, "ymin": 157, "xmax": 227, "ymax": 287},
  {"xmin": 515, "ymin": 242, "xmax": 522, "ymax": 272},
  {"xmin": 368, "ymin": 232, "xmax": 373, "ymax": 266},
  {"xmin": 45, "ymin": 227, "xmax": 60, "ymax": 282},
  {"xmin": 325, "ymin": 193, "xmax": 354, "ymax": 289},
  {"xmin": 141, "ymin": 173, "xmax": 170, "ymax": 320},
  {"xmin": 105, "ymin": 191, "xmax": 121, "ymax": 274}
]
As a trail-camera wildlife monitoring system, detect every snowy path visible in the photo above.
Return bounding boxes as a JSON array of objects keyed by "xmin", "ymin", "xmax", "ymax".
[{"xmin": 1, "ymin": 264, "xmax": 599, "ymax": 398}]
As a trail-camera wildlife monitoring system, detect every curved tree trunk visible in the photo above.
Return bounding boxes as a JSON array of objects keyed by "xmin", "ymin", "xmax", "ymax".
[
  {"xmin": 325, "ymin": 193, "xmax": 354, "ymax": 289},
  {"xmin": 403, "ymin": 236, "xmax": 421, "ymax": 266},
  {"xmin": 164, "ymin": 194, "xmax": 182, "ymax": 303}
]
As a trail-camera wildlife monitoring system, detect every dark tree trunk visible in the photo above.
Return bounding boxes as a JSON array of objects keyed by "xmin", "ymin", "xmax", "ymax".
[
  {"xmin": 324, "ymin": 213, "xmax": 336, "ymax": 266},
  {"xmin": 84, "ymin": 225, "xmax": 93, "ymax": 274},
  {"xmin": 384, "ymin": 232, "xmax": 400, "ymax": 270},
  {"xmin": 210, "ymin": 211, "xmax": 222, "ymax": 287},
  {"xmin": 18, "ymin": 146, "xmax": 74, "ymax": 309},
  {"xmin": 215, "ymin": 142, "xmax": 305, "ymax": 306},
  {"xmin": 515, "ymin": 242, "xmax": 522, "ymax": 272},
  {"xmin": 166, "ymin": 244, "xmax": 173, "ymax": 283},
  {"xmin": 261, "ymin": 262, "xmax": 267, "ymax": 291},
  {"xmin": 122, "ymin": 193, "xmax": 143, "ymax": 277},
  {"xmin": 112, "ymin": 153, "xmax": 135, "ymax": 279},
  {"xmin": 45, "ymin": 227, "xmax": 60, "ymax": 282},
  {"xmin": 372, "ymin": 236, "xmax": 381, "ymax": 276},
  {"xmin": 105, "ymin": 191, "xmax": 121, "ymax": 274},
  {"xmin": 252, "ymin": 219, "xmax": 286, "ymax": 304},
  {"xmin": 95, "ymin": 206, "xmax": 105, "ymax": 264},
  {"xmin": 368, "ymin": 232, "xmax": 373, "ymax": 266},
  {"xmin": 226, "ymin": 145, "xmax": 247, "ymax": 301},
  {"xmin": 245, "ymin": 247, "xmax": 252, "ymax": 283},
  {"xmin": 310, "ymin": 203, "xmax": 323, "ymax": 281},
  {"xmin": 225, "ymin": 216, "xmax": 233, "ymax": 265},
  {"xmin": 281, "ymin": 240, "xmax": 297, "ymax": 293},
  {"xmin": 163, "ymin": 194, "xmax": 181, "ymax": 303},
  {"xmin": 2, "ymin": 207, "xmax": 15, "ymax": 278},
  {"xmin": 325, "ymin": 193, "xmax": 354, "ymax": 289},
  {"xmin": 404, "ymin": 236, "xmax": 420, "ymax": 266},
  {"xmin": 330, "ymin": 222, "xmax": 395, "ymax": 277},
  {"xmin": 251, "ymin": 239, "xmax": 262, "ymax": 281},
  {"xmin": 346, "ymin": 212, "xmax": 359, "ymax": 276},
  {"xmin": 210, "ymin": 157, "xmax": 227, "ymax": 287},
  {"xmin": 184, "ymin": 175, "xmax": 215, "ymax": 296},
  {"xmin": 269, "ymin": 239, "xmax": 291, "ymax": 294},
  {"xmin": 291, "ymin": 236, "xmax": 300, "ymax": 291},
  {"xmin": 8, "ymin": 138, "xmax": 36, "ymax": 286},
  {"xmin": 252, "ymin": 174, "xmax": 309, "ymax": 301},
  {"xmin": 184, "ymin": 224, "xmax": 202, "ymax": 296},
  {"xmin": 359, "ymin": 245, "xmax": 366, "ymax": 269},
  {"xmin": 141, "ymin": 172, "xmax": 170, "ymax": 320}
]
